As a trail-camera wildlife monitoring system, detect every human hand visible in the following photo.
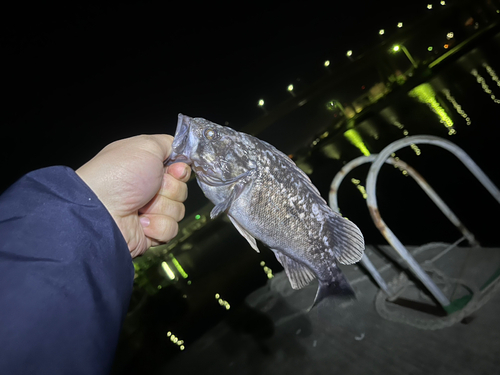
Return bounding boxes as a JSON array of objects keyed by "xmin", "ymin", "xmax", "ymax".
[{"xmin": 76, "ymin": 134, "xmax": 190, "ymax": 258}]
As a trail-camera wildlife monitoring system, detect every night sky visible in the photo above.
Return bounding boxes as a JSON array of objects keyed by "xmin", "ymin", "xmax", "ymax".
[{"xmin": 3, "ymin": 1, "xmax": 427, "ymax": 193}]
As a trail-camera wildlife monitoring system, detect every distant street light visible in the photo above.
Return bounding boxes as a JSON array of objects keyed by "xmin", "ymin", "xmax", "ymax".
[
  {"xmin": 379, "ymin": 29, "xmax": 385, "ymax": 35},
  {"xmin": 440, "ymin": 1, "xmax": 446, "ymax": 5},
  {"xmin": 392, "ymin": 44, "xmax": 418, "ymax": 69},
  {"xmin": 447, "ymin": 32, "xmax": 454, "ymax": 39},
  {"xmin": 324, "ymin": 60, "xmax": 332, "ymax": 74},
  {"xmin": 287, "ymin": 84, "xmax": 296, "ymax": 97},
  {"xmin": 397, "ymin": 22, "xmax": 403, "ymax": 28},
  {"xmin": 258, "ymin": 99, "xmax": 267, "ymax": 114},
  {"xmin": 427, "ymin": 4, "xmax": 433, "ymax": 9},
  {"xmin": 328, "ymin": 100, "xmax": 346, "ymax": 117},
  {"xmin": 346, "ymin": 50, "xmax": 353, "ymax": 61}
]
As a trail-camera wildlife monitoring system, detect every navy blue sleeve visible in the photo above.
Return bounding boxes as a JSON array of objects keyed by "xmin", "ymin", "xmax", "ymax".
[{"xmin": 0, "ymin": 166, "xmax": 135, "ymax": 375}]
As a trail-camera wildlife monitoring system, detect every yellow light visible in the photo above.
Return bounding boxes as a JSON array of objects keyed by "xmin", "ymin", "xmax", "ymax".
[
  {"xmin": 346, "ymin": 50, "xmax": 353, "ymax": 57},
  {"xmin": 471, "ymin": 68, "xmax": 500, "ymax": 104},
  {"xmin": 447, "ymin": 32, "xmax": 454, "ymax": 39},
  {"xmin": 258, "ymin": 99, "xmax": 264, "ymax": 106},
  {"xmin": 161, "ymin": 261, "xmax": 175, "ymax": 280},
  {"xmin": 393, "ymin": 45, "xmax": 400, "ymax": 52},
  {"xmin": 344, "ymin": 129, "xmax": 370, "ymax": 156},
  {"xmin": 215, "ymin": 293, "xmax": 220, "ymax": 299},
  {"xmin": 287, "ymin": 84, "xmax": 294, "ymax": 92},
  {"xmin": 409, "ymin": 83, "xmax": 455, "ymax": 133},
  {"xmin": 440, "ymin": 1, "xmax": 446, "ymax": 5},
  {"xmin": 427, "ymin": 4, "xmax": 433, "ymax": 9},
  {"xmin": 180, "ymin": 345, "xmax": 185, "ymax": 350},
  {"xmin": 324, "ymin": 60, "xmax": 330, "ymax": 67},
  {"xmin": 397, "ymin": 22, "xmax": 403, "ymax": 28},
  {"xmin": 379, "ymin": 29, "xmax": 385, "ymax": 35},
  {"xmin": 444, "ymin": 44, "xmax": 449, "ymax": 49}
]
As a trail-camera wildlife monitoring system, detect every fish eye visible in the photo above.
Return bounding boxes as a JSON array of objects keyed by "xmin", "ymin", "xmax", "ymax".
[{"xmin": 204, "ymin": 128, "xmax": 217, "ymax": 140}]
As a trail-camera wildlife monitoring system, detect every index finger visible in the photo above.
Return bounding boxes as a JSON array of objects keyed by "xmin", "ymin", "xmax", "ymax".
[
  {"xmin": 142, "ymin": 134, "xmax": 174, "ymax": 162},
  {"xmin": 166, "ymin": 162, "xmax": 191, "ymax": 183}
]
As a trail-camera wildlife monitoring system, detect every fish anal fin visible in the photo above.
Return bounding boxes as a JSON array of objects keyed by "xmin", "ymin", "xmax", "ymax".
[
  {"xmin": 228, "ymin": 216, "xmax": 259, "ymax": 253},
  {"xmin": 272, "ymin": 249, "xmax": 315, "ymax": 289},
  {"xmin": 327, "ymin": 213, "xmax": 365, "ymax": 265}
]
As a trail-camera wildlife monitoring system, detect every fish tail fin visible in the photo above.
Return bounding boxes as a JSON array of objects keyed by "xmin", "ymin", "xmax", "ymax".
[
  {"xmin": 312, "ymin": 268, "xmax": 355, "ymax": 308},
  {"xmin": 328, "ymin": 212, "xmax": 365, "ymax": 265}
]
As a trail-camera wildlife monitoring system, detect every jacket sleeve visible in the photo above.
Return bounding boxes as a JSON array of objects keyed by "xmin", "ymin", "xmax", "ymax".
[{"xmin": 0, "ymin": 166, "xmax": 135, "ymax": 375}]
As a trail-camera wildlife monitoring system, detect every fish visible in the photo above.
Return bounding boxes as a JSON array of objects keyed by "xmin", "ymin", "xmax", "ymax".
[{"xmin": 166, "ymin": 114, "xmax": 365, "ymax": 308}]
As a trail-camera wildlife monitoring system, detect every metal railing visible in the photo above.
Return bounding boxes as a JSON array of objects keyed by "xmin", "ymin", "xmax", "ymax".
[{"xmin": 330, "ymin": 135, "xmax": 500, "ymax": 311}]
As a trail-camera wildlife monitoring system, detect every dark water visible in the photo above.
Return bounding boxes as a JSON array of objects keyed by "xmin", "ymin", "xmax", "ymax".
[{"xmin": 113, "ymin": 29, "xmax": 500, "ymax": 375}]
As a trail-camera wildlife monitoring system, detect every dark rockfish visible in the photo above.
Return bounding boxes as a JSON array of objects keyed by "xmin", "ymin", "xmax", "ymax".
[{"xmin": 167, "ymin": 114, "xmax": 364, "ymax": 307}]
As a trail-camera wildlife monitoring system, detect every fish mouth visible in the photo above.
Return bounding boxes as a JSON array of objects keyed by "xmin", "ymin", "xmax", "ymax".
[{"xmin": 165, "ymin": 113, "xmax": 193, "ymax": 166}]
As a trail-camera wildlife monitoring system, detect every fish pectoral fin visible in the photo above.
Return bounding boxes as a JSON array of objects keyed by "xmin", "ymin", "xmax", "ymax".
[
  {"xmin": 328, "ymin": 213, "xmax": 365, "ymax": 265},
  {"xmin": 210, "ymin": 200, "xmax": 232, "ymax": 219},
  {"xmin": 228, "ymin": 216, "xmax": 259, "ymax": 252},
  {"xmin": 272, "ymin": 250, "xmax": 315, "ymax": 290},
  {"xmin": 209, "ymin": 176, "xmax": 252, "ymax": 219}
]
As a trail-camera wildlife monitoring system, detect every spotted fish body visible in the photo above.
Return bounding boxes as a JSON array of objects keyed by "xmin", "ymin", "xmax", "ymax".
[{"xmin": 167, "ymin": 114, "xmax": 364, "ymax": 307}]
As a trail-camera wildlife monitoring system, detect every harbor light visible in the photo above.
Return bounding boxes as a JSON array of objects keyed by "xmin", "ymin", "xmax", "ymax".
[{"xmin": 392, "ymin": 44, "xmax": 418, "ymax": 69}]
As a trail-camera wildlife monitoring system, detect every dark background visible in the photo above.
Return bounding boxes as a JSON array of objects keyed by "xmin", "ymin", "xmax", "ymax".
[{"xmin": 3, "ymin": 1, "xmax": 423, "ymax": 192}]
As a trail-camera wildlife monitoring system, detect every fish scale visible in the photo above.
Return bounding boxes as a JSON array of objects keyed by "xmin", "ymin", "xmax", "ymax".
[{"xmin": 166, "ymin": 114, "xmax": 365, "ymax": 308}]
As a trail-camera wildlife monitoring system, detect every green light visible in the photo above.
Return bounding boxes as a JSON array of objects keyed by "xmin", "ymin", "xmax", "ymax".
[
  {"xmin": 195, "ymin": 214, "xmax": 201, "ymax": 220},
  {"xmin": 344, "ymin": 129, "xmax": 370, "ymax": 156},
  {"xmin": 288, "ymin": 84, "xmax": 294, "ymax": 92},
  {"xmin": 409, "ymin": 83, "xmax": 455, "ymax": 134},
  {"xmin": 393, "ymin": 45, "xmax": 400, "ymax": 52},
  {"xmin": 171, "ymin": 257, "xmax": 188, "ymax": 278},
  {"xmin": 324, "ymin": 60, "xmax": 330, "ymax": 67},
  {"xmin": 428, "ymin": 46, "xmax": 433, "ymax": 51},
  {"xmin": 346, "ymin": 50, "xmax": 353, "ymax": 57}
]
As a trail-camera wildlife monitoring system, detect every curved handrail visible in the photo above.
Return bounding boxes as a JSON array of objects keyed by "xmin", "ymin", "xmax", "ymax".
[
  {"xmin": 330, "ymin": 155, "xmax": 477, "ymax": 246},
  {"xmin": 365, "ymin": 135, "xmax": 500, "ymax": 309}
]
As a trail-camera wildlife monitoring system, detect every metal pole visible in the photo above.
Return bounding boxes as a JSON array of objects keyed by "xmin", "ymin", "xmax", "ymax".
[{"xmin": 366, "ymin": 135, "xmax": 500, "ymax": 309}]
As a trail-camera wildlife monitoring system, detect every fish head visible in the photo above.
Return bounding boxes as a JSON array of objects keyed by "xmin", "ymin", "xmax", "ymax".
[{"xmin": 167, "ymin": 114, "xmax": 257, "ymax": 185}]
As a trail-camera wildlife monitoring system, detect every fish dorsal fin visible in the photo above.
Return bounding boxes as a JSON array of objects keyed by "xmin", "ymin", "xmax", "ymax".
[
  {"xmin": 228, "ymin": 215, "xmax": 259, "ymax": 253},
  {"xmin": 327, "ymin": 212, "xmax": 365, "ymax": 265},
  {"xmin": 271, "ymin": 250, "xmax": 315, "ymax": 289}
]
